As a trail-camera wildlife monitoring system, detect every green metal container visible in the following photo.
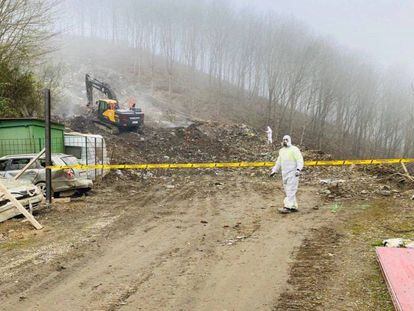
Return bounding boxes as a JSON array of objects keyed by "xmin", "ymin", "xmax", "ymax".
[{"xmin": 0, "ymin": 118, "xmax": 65, "ymax": 157}]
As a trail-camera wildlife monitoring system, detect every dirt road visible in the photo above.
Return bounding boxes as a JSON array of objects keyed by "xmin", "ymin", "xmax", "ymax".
[{"xmin": 0, "ymin": 173, "xmax": 327, "ymax": 311}]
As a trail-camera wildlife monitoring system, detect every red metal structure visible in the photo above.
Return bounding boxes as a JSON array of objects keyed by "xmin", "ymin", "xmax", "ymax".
[{"xmin": 376, "ymin": 247, "xmax": 414, "ymax": 311}]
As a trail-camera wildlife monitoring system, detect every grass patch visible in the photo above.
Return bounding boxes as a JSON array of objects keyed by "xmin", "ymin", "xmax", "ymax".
[
  {"xmin": 0, "ymin": 237, "xmax": 35, "ymax": 251},
  {"xmin": 366, "ymin": 263, "xmax": 394, "ymax": 310},
  {"xmin": 336, "ymin": 199, "xmax": 413, "ymax": 310},
  {"xmin": 330, "ymin": 203, "xmax": 342, "ymax": 213}
]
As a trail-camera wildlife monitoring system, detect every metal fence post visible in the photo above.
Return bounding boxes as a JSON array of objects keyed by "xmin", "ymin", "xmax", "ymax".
[
  {"xmin": 94, "ymin": 137, "xmax": 97, "ymax": 180},
  {"xmin": 85, "ymin": 137, "xmax": 88, "ymax": 166},
  {"xmin": 101, "ymin": 138, "xmax": 104, "ymax": 177},
  {"xmin": 85, "ymin": 136, "xmax": 88, "ymax": 179},
  {"xmin": 44, "ymin": 89, "xmax": 52, "ymax": 206}
]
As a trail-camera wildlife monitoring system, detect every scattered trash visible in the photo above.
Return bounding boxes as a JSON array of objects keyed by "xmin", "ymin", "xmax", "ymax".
[
  {"xmin": 223, "ymin": 235, "xmax": 247, "ymax": 246},
  {"xmin": 320, "ymin": 189, "xmax": 331, "ymax": 195},
  {"xmin": 383, "ymin": 238, "xmax": 404, "ymax": 248},
  {"xmin": 319, "ymin": 179, "xmax": 345, "ymax": 186},
  {"xmin": 233, "ymin": 222, "xmax": 242, "ymax": 229},
  {"xmin": 383, "ymin": 238, "xmax": 414, "ymax": 248},
  {"xmin": 56, "ymin": 265, "xmax": 66, "ymax": 271},
  {"xmin": 379, "ymin": 190, "xmax": 392, "ymax": 197}
]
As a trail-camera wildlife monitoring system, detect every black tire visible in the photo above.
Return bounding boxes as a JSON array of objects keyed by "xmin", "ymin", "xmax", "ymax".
[
  {"xmin": 75, "ymin": 187, "xmax": 91, "ymax": 196},
  {"xmin": 137, "ymin": 125, "xmax": 144, "ymax": 135}
]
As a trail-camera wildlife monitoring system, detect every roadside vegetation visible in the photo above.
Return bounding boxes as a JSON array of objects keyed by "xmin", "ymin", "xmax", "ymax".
[{"xmin": 0, "ymin": 0, "xmax": 55, "ymax": 117}]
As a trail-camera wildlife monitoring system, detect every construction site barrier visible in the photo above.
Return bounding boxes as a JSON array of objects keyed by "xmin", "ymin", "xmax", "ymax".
[{"xmin": 48, "ymin": 158, "xmax": 414, "ymax": 170}]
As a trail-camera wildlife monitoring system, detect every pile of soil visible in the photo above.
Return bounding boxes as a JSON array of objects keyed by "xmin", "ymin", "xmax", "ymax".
[
  {"xmin": 66, "ymin": 117, "xmax": 271, "ymax": 164},
  {"xmin": 65, "ymin": 115, "xmax": 414, "ymax": 201}
]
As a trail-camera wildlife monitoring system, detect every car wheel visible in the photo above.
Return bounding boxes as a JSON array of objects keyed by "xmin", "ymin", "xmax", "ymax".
[{"xmin": 35, "ymin": 182, "xmax": 47, "ymax": 197}]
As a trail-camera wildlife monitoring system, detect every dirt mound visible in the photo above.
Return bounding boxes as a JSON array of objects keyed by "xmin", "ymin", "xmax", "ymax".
[
  {"xmin": 303, "ymin": 149, "xmax": 333, "ymax": 161},
  {"xmin": 65, "ymin": 114, "xmax": 413, "ymax": 200},
  {"xmin": 65, "ymin": 117, "xmax": 272, "ymax": 164}
]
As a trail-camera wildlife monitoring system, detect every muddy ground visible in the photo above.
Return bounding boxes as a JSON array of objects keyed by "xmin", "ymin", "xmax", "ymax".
[
  {"xmin": 1, "ymin": 169, "xmax": 413, "ymax": 310},
  {"xmin": 1, "ymin": 122, "xmax": 414, "ymax": 310},
  {"xmin": 0, "ymin": 172, "xmax": 320, "ymax": 310}
]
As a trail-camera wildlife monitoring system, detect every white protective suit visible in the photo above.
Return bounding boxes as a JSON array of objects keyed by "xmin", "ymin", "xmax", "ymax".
[
  {"xmin": 271, "ymin": 135, "xmax": 304, "ymax": 209},
  {"xmin": 266, "ymin": 126, "xmax": 273, "ymax": 144}
]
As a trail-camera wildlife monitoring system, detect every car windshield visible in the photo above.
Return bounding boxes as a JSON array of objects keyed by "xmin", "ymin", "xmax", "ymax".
[
  {"xmin": 61, "ymin": 156, "xmax": 79, "ymax": 166},
  {"xmin": 9, "ymin": 158, "xmax": 36, "ymax": 170}
]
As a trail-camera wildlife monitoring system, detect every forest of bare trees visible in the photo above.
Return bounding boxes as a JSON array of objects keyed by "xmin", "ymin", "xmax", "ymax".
[{"xmin": 59, "ymin": 0, "xmax": 414, "ymax": 158}]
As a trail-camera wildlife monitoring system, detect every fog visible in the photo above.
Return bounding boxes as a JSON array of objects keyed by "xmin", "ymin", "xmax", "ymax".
[
  {"xmin": 234, "ymin": 0, "xmax": 414, "ymax": 75},
  {"xmin": 47, "ymin": 0, "xmax": 414, "ymax": 157}
]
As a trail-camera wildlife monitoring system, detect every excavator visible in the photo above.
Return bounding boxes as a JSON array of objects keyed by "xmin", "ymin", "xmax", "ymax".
[{"xmin": 85, "ymin": 74, "xmax": 144, "ymax": 133}]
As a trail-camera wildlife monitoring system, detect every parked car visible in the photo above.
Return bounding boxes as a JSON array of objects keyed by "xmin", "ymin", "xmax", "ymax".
[
  {"xmin": 0, "ymin": 153, "xmax": 93, "ymax": 196},
  {"xmin": 0, "ymin": 177, "xmax": 44, "ymax": 223}
]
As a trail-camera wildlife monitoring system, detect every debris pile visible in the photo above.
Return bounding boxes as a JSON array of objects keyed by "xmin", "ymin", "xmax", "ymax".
[
  {"xmin": 65, "ymin": 115, "xmax": 414, "ymax": 202},
  {"xmin": 304, "ymin": 166, "xmax": 406, "ymax": 201},
  {"xmin": 67, "ymin": 118, "xmax": 269, "ymax": 164},
  {"xmin": 302, "ymin": 149, "xmax": 333, "ymax": 161}
]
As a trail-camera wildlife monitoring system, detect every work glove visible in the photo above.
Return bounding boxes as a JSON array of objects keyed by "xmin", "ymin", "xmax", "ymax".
[{"xmin": 295, "ymin": 169, "xmax": 301, "ymax": 177}]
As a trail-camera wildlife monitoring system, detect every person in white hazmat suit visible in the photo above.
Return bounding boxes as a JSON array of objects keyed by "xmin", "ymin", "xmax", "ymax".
[
  {"xmin": 266, "ymin": 126, "xmax": 273, "ymax": 144},
  {"xmin": 270, "ymin": 135, "xmax": 304, "ymax": 214}
]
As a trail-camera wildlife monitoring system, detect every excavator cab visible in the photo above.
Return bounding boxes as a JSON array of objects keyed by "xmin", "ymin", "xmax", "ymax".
[{"xmin": 97, "ymin": 99, "xmax": 118, "ymax": 123}]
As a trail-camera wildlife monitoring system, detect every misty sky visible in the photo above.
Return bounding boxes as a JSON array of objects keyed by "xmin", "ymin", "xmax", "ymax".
[{"xmin": 236, "ymin": 0, "xmax": 414, "ymax": 74}]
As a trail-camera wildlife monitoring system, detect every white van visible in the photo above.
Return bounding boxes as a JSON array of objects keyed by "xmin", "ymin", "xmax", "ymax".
[{"xmin": 64, "ymin": 132, "xmax": 110, "ymax": 180}]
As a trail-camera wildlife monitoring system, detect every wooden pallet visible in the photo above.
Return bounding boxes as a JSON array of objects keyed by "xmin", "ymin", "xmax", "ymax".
[{"xmin": 376, "ymin": 247, "xmax": 414, "ymax": 311}]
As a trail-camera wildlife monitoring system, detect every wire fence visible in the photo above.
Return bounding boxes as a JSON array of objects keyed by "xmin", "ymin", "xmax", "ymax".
[
  {"xmin": 0, "ymin": 136, "xmax": 109, "ymax": 180},
  {"xmin": 0, "ymin": 137, "xmax": 63, "ymax": 157}
]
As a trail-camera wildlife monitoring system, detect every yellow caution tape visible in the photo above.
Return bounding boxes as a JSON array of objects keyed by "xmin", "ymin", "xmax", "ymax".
[{"xmin": 47, "ymin": 158, "xmax": 414, "ymax": 171}]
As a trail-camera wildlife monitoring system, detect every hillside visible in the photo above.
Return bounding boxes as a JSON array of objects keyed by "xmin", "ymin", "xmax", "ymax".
[{"xmin": 53, "ymin": 37, "xmax": 363, "ymax": 158}]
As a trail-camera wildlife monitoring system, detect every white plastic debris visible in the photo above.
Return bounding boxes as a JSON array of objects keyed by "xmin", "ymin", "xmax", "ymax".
[
  {"xmin": 383, "ymin": 238, "xmax": 404, "ymax": 248},
  {"xmin": 383, "ymin": 238, "xmax": 414, "ymax": 248},
  {"xmin": 319, "ymin": 179, "xmax": 345, "ymax": 186}
]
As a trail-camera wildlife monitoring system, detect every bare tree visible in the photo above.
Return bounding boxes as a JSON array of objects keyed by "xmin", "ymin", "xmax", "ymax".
[
  {"xmin": 57, "ymin": 0, "xmax": 414, "ymax": 158},
  {"xmin": 0, "ymin": 0, "xmax": 55, "ymax": 65}
]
